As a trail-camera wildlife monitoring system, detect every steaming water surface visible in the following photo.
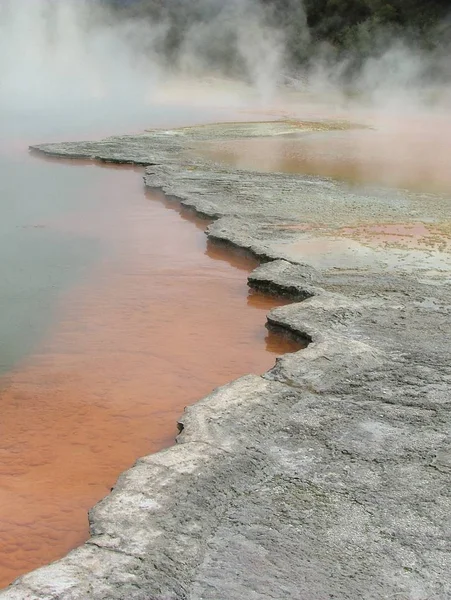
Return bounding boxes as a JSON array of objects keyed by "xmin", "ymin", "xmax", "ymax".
[{"xmin": 198, "ymin": 111, "xmax": 451, "ymax": 194}]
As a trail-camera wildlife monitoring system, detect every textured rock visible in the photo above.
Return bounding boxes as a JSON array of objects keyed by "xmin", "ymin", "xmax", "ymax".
[{"xmin": 2, "ymin": 121, "xmax": 449, "ymax": 599}]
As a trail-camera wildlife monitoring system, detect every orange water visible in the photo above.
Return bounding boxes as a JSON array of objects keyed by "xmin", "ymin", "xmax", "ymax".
[
  {"xmin": 0, "ymin": 158, "xmax": 300, "ymax": 587},
  {"xmin": 199, "ymin": 112, "xmax": 451, "ymax": 194}
]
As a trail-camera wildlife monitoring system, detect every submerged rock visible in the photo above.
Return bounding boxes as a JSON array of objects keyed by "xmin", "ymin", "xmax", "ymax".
[{"xmin": 4, "ymin": 121, "xmax": 449, "ymax": 599}]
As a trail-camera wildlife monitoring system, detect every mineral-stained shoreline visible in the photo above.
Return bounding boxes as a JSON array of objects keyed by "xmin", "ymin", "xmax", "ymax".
[{"xmin": 2, "ymin": 121, "xmax": 450, "ymax": 599}]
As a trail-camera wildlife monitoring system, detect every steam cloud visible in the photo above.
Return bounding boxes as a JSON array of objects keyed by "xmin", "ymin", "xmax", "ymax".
[
  {"xmin": 0, "ymin": 0, "xmax": 164, "ymax": 114},
  {"xmin": 0, "ymin": 0, "xmax": 449, "ymax": 119},
  {"xmin": 0, "ymin": 0, "xmax": 286, "ymax": 117}
]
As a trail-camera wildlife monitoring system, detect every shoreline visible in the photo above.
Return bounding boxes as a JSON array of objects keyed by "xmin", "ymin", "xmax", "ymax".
[{"xmin": 2, "ymin": 120, "xmax": 450, "ymax": 599}]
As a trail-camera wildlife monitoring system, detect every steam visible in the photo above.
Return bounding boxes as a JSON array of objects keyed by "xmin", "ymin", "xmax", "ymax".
[
  {"xmin": 0, "ymin": 0, "xmax": 450, "ymax": 125},
  {"xmin": 176, "ymin": 0, "xmax": 285, "ymax": 102},
  {"xmin": 303, "ymin": 38, "xmax": 451, "ymax": 112},
  {"xmin": 0, "ymin": 0, "xmax": 287, "ymax": 121},
  {"xmin": 0, "ymin": 0, "xmax": 164, "ymax": 115}
]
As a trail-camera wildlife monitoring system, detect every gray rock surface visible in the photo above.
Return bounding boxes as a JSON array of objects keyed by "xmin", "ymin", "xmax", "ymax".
[{"xmin": 3, "ymin": 121, "xmax": 450, "ymax": 599}]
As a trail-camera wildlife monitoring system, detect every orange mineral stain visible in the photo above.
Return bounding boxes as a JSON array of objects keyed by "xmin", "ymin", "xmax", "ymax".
[{"xmin": 0, "ymin": 159, "xmax": 300, "ymax": 588}]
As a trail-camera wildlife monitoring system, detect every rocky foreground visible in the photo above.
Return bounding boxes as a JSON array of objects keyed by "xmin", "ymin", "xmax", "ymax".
[{"xmin": 2, "ymin": 121, "xmax": 450, "ymax": 599}]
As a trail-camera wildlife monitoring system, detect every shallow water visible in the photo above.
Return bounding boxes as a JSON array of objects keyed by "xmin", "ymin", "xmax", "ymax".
[
  {"xmin": 198, "ymin": 112, "xmax": 451, "ymax": 194},
  {"xmin": 0, "ymin": 110, "xmax": 303, "ymax": 587}
]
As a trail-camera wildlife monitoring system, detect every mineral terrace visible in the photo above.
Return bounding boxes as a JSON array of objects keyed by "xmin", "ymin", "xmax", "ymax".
[{"xmin": 2, "ymin": 121, "xmax": 450, "ymax": 599}]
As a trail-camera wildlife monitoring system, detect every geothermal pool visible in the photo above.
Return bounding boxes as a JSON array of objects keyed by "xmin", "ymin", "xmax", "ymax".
[{"xmin": 0, "ymin": 111, "xmax": 303, "ymax": 587}]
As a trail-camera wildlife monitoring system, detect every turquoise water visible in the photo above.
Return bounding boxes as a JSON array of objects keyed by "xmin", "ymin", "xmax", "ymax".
[
  {"xmin": 0, "ymin": 134, "xmax": 99, "ymax": 374},
  {"xmin": 0, "ymin": 104, "xmax": 228, "ymax": 375}
]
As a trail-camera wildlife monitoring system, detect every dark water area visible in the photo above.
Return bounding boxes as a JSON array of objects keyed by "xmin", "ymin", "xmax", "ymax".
[{"xmin": 0, "ymin": 105, "xmax": 302, "ymax": 587}]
